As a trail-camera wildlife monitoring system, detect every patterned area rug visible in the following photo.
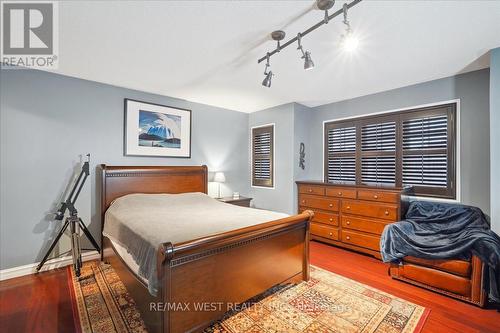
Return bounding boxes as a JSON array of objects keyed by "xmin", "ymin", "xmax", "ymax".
[
  {"xmin": 68, "ymin": 261, "xmax": 148, "ymax": 333},
  {"xmin": 69, "ymin": 262, "xmax": 429, "ymax": 333}
]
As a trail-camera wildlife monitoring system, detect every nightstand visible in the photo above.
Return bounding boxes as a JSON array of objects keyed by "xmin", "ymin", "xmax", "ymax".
[{"xmin": 217, "ymin": 196, "xmax": 252, "ymax": 207}]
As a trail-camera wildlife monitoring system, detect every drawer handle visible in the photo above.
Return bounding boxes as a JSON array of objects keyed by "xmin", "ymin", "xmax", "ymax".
[
  {"xmin": 346, "ymin": 206, "xmax": 351, "ymax": 210},
  {"xmin": 302, "ymin": 200, "xmax": 306, "ymax": 204},
  {"xmin": 329, "ymin": 232, "xmax": 333, "ymax": 236},
  {"xmin": 308, "ymin": 189, "xmax": 313, "ymax": 193},
  {"xmin": 346, "ymin": 221, "xmax": 350, "ymax": 225},
  {"xmin": 346, "ymin": 236, "xmax": 351, "ymax": 240},
  {"xmin": 329, "ymin": 203, "xmax": 333, "ymax": 208},
  {"xmin": 329, "ymin": 218, "xmax": 333, "ymax": 222},
  {"xmin": 373, "ymin": 195, "xmax": 379, "ymax": 199},
  {"xmin": 338, "ymin": 192, "xmax": 342, "ymax": 196},
  {"xmin": 384, "ymin": 210, "xmax": 389, "ymax": 215}
]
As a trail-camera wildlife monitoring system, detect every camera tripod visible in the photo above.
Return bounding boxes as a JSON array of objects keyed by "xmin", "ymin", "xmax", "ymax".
[{"xmin": 36, "ymin": 154, "xmax": 100, "ymax": 277}]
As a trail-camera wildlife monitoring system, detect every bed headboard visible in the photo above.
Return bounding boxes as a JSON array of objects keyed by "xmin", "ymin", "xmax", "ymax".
[{"xmin": 100, "ymin": 165, "xmax": 208, "ymax": 218}]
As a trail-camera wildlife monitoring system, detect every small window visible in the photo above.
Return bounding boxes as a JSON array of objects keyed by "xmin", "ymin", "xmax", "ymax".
[
  {"xmin": 324, "ymin": 103, "xmax": 456, "ymax": 199},
  {"xmin": 252, "ymin": 125, "xmax": 274, "ymax": 187}
]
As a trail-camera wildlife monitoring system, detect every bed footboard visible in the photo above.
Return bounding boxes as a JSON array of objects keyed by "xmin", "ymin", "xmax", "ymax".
[{"xmin": 156, "ymin": 211, "xmax": 312, "ymax": 333}]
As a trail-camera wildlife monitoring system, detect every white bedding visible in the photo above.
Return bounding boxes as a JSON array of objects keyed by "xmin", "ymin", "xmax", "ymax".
[
  {"xmin": 103, "ymin": 192, "xmax": 288, "ymax": 295},
  {"xmin": 110, "ymin": 238, "xmax": 148, "ymax": 285}
]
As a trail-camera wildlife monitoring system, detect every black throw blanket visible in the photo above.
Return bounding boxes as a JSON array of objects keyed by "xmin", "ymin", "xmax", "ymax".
[{"xmin": 380, "ymin": 200, "xmax": 500, "ymax": 304}]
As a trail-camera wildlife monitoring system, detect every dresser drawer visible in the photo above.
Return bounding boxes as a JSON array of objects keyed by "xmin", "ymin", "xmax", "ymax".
[
  {"xmin": 312, "ymin": 211, "xmax": 339, "ymax": 226},
  {"xmin": 341, "ymin": 200, "xmax": 398, "ymax": 220},
  {"xmin": 299, "ymin": 185, "xmax": 325, "ymax": 196},
  {"xmin": 357, "ymin": 190, "xmax": 399, "ymax": 203},
  {"xmin": 311, "ymin": 223, "xmax": 339, "ymax": 241},
  {"xmin": 341, "ymin": 215, "xmax": 390, "ymax": 235},
  {"xmin": 299, "ymin": 208, "xmax": 339, "ymax": 226},
  {"xmin": 325, "ymin": 187, "xmax": 357, "ymax": 199},
  {"xmin": 342, "ymin": 230, "xmax": 380, "ymax": 251},
  {"xmin": 299, "ymin": 195, "xmax": 339, "ymax": 212}
]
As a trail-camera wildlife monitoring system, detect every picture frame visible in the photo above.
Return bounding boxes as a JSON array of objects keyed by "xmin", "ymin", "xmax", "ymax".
[{"xmin": 124, "ymin": 98, "xmax": 192, "ymax": 158}]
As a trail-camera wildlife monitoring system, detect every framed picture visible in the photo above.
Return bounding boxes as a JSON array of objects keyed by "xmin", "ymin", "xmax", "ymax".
[{"xmin": 124, "ymin": 99, "xmax": 191, "ymax": 158}]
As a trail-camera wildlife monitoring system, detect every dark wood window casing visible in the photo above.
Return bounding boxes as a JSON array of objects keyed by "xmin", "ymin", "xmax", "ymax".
[
  {"xmin": 324, "ymin": 103, "xmax": 456, "ymax": 199},
  {"xmin": 252, "ymin": 125, "xmax": 274, "ymax": 187}
]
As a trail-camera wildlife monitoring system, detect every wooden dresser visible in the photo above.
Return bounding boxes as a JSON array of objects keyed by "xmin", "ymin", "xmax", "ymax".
[{"xmin": 297, "ymin": 181, "xmax": 410, "ymax": 258}]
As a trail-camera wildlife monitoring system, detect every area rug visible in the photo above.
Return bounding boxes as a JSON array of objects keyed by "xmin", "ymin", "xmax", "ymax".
[{"xmin": 68, "ymin": 261, "xmax": 429, "ymax": 333}]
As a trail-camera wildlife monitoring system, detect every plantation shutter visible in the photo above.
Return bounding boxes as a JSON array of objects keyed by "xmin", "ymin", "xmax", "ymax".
[
  {"xmin": 361, "ymin": 120, "xmax": 396, "ymax": 185},
  {"xmin": 401, "ymin": 107, "xmax": 454, "ymax": 197},
  {"xmin": 325, "ymin": 123, "xmax": 356, "ymax": 183},
  {"xmin": 324, "ymin": 103, "xmax": 456, "ymax": 199},
  {"xmin": 252, "ymin": 125, "xmax": 274, "ymax": 187}
]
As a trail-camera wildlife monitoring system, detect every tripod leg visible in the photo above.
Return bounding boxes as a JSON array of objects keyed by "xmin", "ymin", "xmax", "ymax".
[
  {"xmin": 36, "ymin": 220, "xmax": 70, "ymax": 272},
  {"xmin": 71, "ymin": 219, "xmax": 82, "ymax": 277},
  {"xmin": 78, "ymin": 218, "xmax": 101, "ymax": 253},
  {"xmin": 75, "ymin": 222, "xmax": 82, "ymax": 276}
]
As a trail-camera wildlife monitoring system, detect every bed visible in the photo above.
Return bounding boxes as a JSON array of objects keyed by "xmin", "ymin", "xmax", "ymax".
[{"xmin": 99, "ymin": 165, "xmax": 312, "ymax": 333}]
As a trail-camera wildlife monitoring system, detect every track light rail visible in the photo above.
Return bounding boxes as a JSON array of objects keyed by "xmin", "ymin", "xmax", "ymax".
[{"xmin": 257, "ymin": 0, "xmax": 362, "ymax": 64}]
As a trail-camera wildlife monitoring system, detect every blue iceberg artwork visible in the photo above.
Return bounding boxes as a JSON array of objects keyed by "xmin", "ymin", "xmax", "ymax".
[{"xmin": 138, "ymin": 110, "xmax": 181, "ymax": 148}]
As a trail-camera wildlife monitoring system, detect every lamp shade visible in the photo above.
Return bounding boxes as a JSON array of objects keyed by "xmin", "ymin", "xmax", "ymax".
[{"xmin": 214, "ymin": 172, "xmax": 226, "ymax": 183}]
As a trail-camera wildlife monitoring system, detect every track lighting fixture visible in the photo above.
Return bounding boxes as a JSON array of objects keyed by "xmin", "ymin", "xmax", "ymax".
[
  {"xmin": 317, "ymin": 0, "xmax": 335, "ymax": 24},
  {"xmin": 297, "ymin": 33, "xmax": 314, "ymax": 70},
  {"xmin": 340, "ymin": 3, "xmax": 359, "ymax": 52},
  {"xmin": 262, "ymin": 53, "xmax": 273, "ymax": 87},
  {"xmin": 271, "ymin": 30, "xmax": 286, "ymax": 53},
  {"xmin": 257, "ymin": 0, "xmax": 362, "ymax": 87}
]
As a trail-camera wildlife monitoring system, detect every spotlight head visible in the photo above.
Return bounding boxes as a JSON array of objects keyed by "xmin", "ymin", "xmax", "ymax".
[
  {"xmin": 262, "ymin": 71, "xmax": 273, "ymax": 87},
  {"xmin": 303, "ymin": 51, "xmax": 314, "ymax": 70},
  {"xmin": 341, "ymin": 33, "xmax": 359, "ymax": 52}
]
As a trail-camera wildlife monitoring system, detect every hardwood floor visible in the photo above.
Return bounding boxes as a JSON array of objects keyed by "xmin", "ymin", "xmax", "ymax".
[
  {"xmin": 310, "ymin": 241, "xmax": 500, "ymax": 333},
  {"xmin": 0, "ymin": 241, "xmax": 498, "ymax": 332},
  {"xmin": 0, "ymin": 267, "xmax": 77, "ymax": 333}
]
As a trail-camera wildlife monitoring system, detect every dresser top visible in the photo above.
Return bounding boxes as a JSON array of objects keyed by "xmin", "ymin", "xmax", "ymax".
[{"xmin": 296, "ymin": 180, "xmax": 411, "ymax": 192}]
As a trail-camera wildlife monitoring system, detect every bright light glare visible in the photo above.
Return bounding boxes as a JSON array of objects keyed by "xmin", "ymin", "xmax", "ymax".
[{"xmin": 341, "ymin": 34, "xmax": 359, "ymax": 52}]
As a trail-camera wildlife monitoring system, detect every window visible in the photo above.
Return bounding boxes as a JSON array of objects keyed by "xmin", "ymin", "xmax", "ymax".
[
  {"xmin": 252, "ymin": 124, "xmax": 274, "ymax": 187},
  {"xmin": 324, "ymin": 103, "xmax": 456, "ymax": 199}
]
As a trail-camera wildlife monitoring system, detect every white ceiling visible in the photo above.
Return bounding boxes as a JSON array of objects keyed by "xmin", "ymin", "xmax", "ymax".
[{"xmin": 52, "ymin": 0, "xmax": 500, "ymax": 113}]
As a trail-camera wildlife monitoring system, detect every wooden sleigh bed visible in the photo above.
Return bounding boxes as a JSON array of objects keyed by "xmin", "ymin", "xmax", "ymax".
[{"xmin": 99, "ymin": 165, "xmax": 312, "ymax": 333}]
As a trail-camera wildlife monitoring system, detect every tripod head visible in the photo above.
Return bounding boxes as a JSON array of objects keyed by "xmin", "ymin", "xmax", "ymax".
[{"xmin": 55, "ymin": 154, "xmax": 90, "ymax": 221}]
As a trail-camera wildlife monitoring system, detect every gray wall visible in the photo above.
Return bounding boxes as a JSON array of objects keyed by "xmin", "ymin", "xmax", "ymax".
[
  {"xmin": 491, "ymin": 48, "xmax": 500, "ymax": 235},
  {"xmin": 247, "ymin": 103, "xmax": 313, "ymax": 215},
  {"xmin": 309, "ymin": 69, "xmax": 491, "ymax": 217},
  {"xmin": 0, "ymin": 68, "xmax": 249, "ymax": 270},
  {"xmin": 293, "ymin": 103, "xmax": 312, "ymax": 212},
  {"xmin": 248, "ymin": 103, "xmax": 295, "ymax": 214}
]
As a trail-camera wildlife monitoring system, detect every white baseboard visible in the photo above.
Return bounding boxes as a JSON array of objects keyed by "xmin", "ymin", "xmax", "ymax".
[{"xmin": 0, "ymin": 251, "xmax": 100, "ymax": 281}]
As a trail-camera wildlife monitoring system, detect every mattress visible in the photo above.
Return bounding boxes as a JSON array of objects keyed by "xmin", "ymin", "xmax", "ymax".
[
  {"xmin": 110, "ymin": 238, "xmax": 148, "ymax": 285},
  {"xmin": 103, "ymin": 192, "xmax": 288, "ymax": 295}
]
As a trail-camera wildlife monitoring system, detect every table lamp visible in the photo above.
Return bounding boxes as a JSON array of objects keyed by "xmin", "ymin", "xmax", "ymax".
[{"xmin": 213, "ymin": 172, "xmax": 226, "ymax": 198}]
